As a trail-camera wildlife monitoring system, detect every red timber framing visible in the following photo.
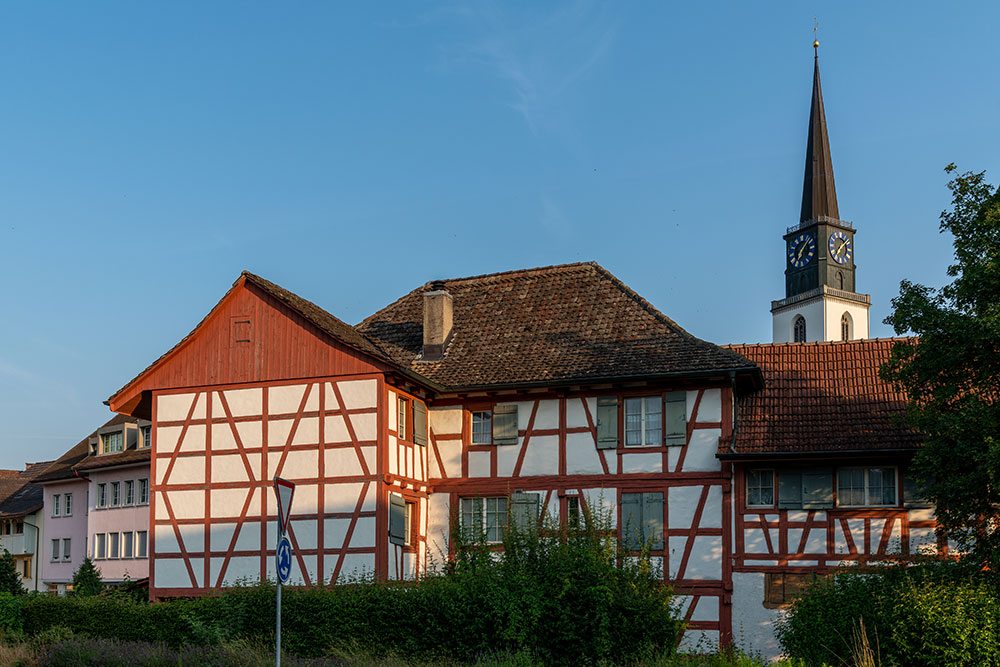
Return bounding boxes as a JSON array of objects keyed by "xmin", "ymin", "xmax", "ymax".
[
  {"xmin": 385, "ymin": 384, "xmax": 431, "ymax": 581},
  {"xmin": 149, "ymin": 373, "xmax": 386, "ymax": 598},
  {"xmin": 731, "ymin": 463, "xmax": 941, "ymax": 573},
  {"xmin": 429, "ymin": 385, "xmax": 736, "ymax": 647}
]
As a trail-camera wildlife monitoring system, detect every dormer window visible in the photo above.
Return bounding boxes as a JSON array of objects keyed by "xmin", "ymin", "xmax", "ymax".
[
  {"xmin": 102, "ymin": 432, "xmax": 123, "ymax": 454},
  {"xmin": 140, "ymin": 426, "xmax": 152, "ymax": 449}
]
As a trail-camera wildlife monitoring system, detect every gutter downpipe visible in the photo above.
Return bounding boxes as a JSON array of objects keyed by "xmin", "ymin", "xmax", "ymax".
[
  {"xmin": 22, "ymin": 519, "xmax": 40, "ymax": 593},
  {"xmin": 729, "ymin": 370, "xmax": 739, "ymax": 455}
]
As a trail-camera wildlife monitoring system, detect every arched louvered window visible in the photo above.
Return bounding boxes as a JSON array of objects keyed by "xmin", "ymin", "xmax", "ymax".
[
  {"xmin": 793, "ymin": 315, "xmax": 807, "ymax": 343},
  {"xmin": 841, "ymin": 312, "xmax": 852, "ymax": 341}
]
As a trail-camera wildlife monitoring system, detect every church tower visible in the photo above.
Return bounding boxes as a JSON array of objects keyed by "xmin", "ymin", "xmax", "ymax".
[{"xmin": 771, "ymin": 44, "xmax": 871, "ymax": 343}]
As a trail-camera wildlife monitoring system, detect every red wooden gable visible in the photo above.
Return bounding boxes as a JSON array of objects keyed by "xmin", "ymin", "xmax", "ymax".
[{"xmin": 109, "ymin": 276, "xmax": 390, "ymax": 418}]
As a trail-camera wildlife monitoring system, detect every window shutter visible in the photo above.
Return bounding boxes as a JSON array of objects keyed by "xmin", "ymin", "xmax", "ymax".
[
  {"xmin": 777, "ymin": 470, "xmax": 803, "ymax": 509},
  {"xmin": 664, "ymin": 392, "xmax": 687, "ymax": 446},
  {"xmin": 493, "ymin": 404, "xmax": 519, "ymax": 446},
  {"xmin": 596, "ymin": 397, "xmax": 618, "ymax": 449},
  {"xmin": 801, "ymin": 467, "xmax": 834, "ymax": 509},
  {"xmin": 510, "ymin": 491, "xmax": 540, "ymax": 534},
  {"xmin": 643, "ymin": 492, "xmax": 664, "ymax": 550},
  {"xmin": 620, "ymin": 493, "xmax": 642, "ymax": 550},
  {"xmin": 389, "ymin": 495, "xmax": 406, "ymax": 546},
  {"xmin": 903, "ymin": 469, "xmax": 933, "ymax": 509},
  {"xmin": 413, "ymin": 402, "xmax": 427, "ymax": 446}
]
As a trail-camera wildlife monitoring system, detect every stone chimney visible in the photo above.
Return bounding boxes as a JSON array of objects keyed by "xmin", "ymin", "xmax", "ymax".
[{"xmin": 422, "ymin": 280, "xmax": 453, "ymax": 361}]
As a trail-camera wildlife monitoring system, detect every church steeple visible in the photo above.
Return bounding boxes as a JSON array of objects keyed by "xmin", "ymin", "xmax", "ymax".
[
  {"xmin": 771, "ymin": 41, "xmax": 871, "ymax": 344},
  {"xmin": 800, "ymin": 44, "xmax": 839, "ymax": 223}
]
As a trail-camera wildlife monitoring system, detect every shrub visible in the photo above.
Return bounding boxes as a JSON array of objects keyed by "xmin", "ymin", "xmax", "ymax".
[
  {"xmin": 0, "ymin": 550, "xmax": 25, "ymax": 596},
  {"xmin": 71, "ymin": 557, "xmax": 103, "ymax": 598},
  {"xmin": 777, "ymin": 558, "xmax": 1000, "ymax": 666}
]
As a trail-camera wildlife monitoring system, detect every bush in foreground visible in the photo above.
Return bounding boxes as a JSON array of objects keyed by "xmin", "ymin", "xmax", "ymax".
[{"xmin": 777, "ymin": 558, "xmax": 1000, "ymax": 666}]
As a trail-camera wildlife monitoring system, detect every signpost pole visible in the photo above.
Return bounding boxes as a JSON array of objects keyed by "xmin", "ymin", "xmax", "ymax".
[{"xmin": 276, "ymin": 521, "xmax": 282, "ymax": 667}]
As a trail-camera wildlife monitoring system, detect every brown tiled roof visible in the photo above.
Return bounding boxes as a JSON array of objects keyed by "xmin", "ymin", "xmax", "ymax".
[
  {"xmin": 722, "ymin": 338, "xmax": 922, "ymax": 455},
  {"xmin": 0, "ymin": 460, "xmax": 56, "ymax": 518},
  {"xmin": 358, "ymin": 262, "xmax": 758, "ymax": 389},
  {"xmin": 73, "ymin": 447, "xmax": 150, "ymax": 472},
  {"xmin": 34, "ymin": 414, "xmax": 137, "ymax": 483}
]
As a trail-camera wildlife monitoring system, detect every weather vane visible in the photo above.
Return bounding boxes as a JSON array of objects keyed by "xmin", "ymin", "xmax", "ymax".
[{"xmin": 813, "ymin": 16, "xmax": 819, "ymax": 51}]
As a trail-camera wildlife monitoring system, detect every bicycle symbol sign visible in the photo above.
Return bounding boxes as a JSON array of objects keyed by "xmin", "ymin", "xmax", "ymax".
[{"xmin": 276, "ymin": 536, "xmax": 292, "ymax": 584}]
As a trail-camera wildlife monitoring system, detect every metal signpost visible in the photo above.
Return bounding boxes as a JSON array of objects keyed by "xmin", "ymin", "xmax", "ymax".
[{"xmin": 273, "ymin": 477, "xmax": 295, "ymax": 667}]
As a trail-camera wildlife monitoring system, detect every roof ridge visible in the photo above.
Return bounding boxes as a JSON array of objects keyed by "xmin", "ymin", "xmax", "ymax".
[
  {"xmin": 724, "ymin": 336, "xmax": 916, "ymax": 349},
  {"xmin": 434, "ymin": 261, "xmax": 598, "ymax": 286}
]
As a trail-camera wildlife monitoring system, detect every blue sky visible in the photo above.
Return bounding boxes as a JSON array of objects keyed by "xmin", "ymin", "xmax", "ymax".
[{"xmin": 1, "ymin": 2, "xmax": 998, "ymax": 467}]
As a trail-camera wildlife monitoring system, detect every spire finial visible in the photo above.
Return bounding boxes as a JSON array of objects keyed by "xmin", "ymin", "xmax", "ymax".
[{"xmin": 813, "ymin": 17, "xmax": 819, "ymax": 56}]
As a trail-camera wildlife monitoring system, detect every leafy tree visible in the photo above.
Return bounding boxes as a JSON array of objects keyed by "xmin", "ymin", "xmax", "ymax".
[
  {"xmin": 0, "ymin": 549, "xmax": 25, "ymax": 595},
  {"xmin": 72, "ymin": 557, "xmax": 104, "ymax": 597},
  {"xmin": 881, "ymin": 163, "xmax": 1000, "ymax": 564}
]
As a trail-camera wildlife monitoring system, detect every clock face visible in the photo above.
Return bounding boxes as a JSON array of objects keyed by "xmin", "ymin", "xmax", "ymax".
[
  {"xmin": 788, "ymin": 233, "xmax": 816, "ymax": 268},
  {"xmin": 829, "ymin": 231, "xmax": 853, "ymax": 265}
]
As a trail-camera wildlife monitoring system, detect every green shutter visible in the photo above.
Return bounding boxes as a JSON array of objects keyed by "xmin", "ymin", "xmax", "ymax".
[
  {"xmin": 493, "ymin": 404, "xmax": 519, "ymax": 446},
  {"xmin": 389, "ymin": 495, "xmax": 406, "ymax": 546},
  {"xmin": 664, "ymin": 392, "xmax": 687, "ymax": 446},
  {"xmin": 621, "ymin": 493, "xmax": 642, "ymax": 550},
  {"xmin": 778, "ymin": 470, "xmax": 803, "ymax": 509},
  {"xmin": 903, "ymin": 469, "xmax": 933, "ymax": 509},
  {"xmin": 801, "ymin": 468, "xmax": 834, "ymax": 509},
  {"xmin": 644, "ymin": 492, "xmax": 665, "ymax": 550},
  {"xmin": 596, "ymin": 397, "xmax": 618, "ymax": 449},
  {"xmin": 510, "ymin": 491, "xmax": 540, "ymax": 533},
  {"xmin": 413, "ymin": 402, "xmax": 427, "ymax": 446}
]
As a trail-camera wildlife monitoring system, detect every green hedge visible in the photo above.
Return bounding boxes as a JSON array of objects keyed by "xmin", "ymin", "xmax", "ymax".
[
  {"xmin": 777, "ymin": 560, "xmax": 1000, "ymax": 666},
  {"xmin": 19, "ymin": 525, "xmax": 680, "ymax": 665}
]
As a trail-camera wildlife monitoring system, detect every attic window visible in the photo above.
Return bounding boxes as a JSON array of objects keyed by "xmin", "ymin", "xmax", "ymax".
[{"xmin": 232, "ymin": 317, "xmax": 252, "ymax": 344}]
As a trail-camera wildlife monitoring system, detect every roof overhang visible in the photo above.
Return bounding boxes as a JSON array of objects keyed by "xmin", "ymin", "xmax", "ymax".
[{"xmin": 718, "ymin": 447, "xmax": 918, "ymax": 462}]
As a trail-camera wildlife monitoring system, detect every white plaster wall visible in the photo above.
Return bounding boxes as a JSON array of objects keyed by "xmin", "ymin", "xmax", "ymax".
[
  {"xmin": 823, "ymin": 299, "xmax": 870, "ymax": 341},
  {"xmin": 772, "ymin": 298, "xmax": 825, "ymax": 343},
  {"xmin": 731, "ymin": 571, "xmax": 784, "ymax": 660}
]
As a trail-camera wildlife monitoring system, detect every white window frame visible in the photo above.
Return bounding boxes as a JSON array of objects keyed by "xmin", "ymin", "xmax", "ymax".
[
  {"xmin": 97, "ymin": 483, "xmax": 107, "ymax": 509},
  {"xmin": 137, "ymin": 530, "xmax": 148, "ymax": 558},
  {"xmin": 111, "ymin": 482, "xmax": 121, "ymax": 507},
  {"xmin": 138, "ymin": 478, "xmax": 149, "ymax": 505},
  {"xmin": 95, "ymin": 533, "xmax": 106, "ymax": 560},
  {"xmin": 64, "ymin": 493, "xmax": 73, "ymax": 516},
  {"xmin": 460, "ymin": 496, "xmax": 507, "ymax": 543},
  {"xmin": 102, "ymin": 431, "xmax": 123, "ymax": 454},
  {"xmin": 837, "ymin": 466, "xmax": 899, "ymax": 507},
  {"xmin": 109, "ymin": 532, "xmax": 120, "ymax": 559},
  {"xmin": 746, "ymin": 469, "xmax": 776, "ymax": 508},
  {"xmin": 124, "ymin": 480, "xmax": 134, "ymax": 505},
  {"xmin": 62, "ymin": 538, "xmax": 71, "ymax": 561},
  {"xmin": 122, "ymin": 531, "xmax": 134, "ymax": 559},
  {"xmin": 471, "ymin": 411, "xmax": 492, "ymax": 445},
  {"xmin": 404, "ymin": 502, "xmax": 413, "ymax": 547},
  {"xmin": 624, "ymin": 396, "xmax": 662, "ymax": 447},
  {"xmin": 52, "ymin": 494, "xmax": 61, "ymax": 517},
  {"xmin": 140, "ymin": 425, "xmax": 152, "ymax": 449},
  {"xmin": 397, "ymin": 397, "xmax": 408, "ymax": 441},
  {"xmin": 51, "ymin": 539, "xmax": 60, "ymax": 562}
]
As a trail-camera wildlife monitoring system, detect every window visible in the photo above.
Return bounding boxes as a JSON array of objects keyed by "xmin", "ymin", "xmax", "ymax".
[
  {"xmin": 97, "ymin": 483, "xmax": 107, "ymax": 508},
  {"xmin": 109, "ymin": 533, "xmax": 120, "ymax": 559},
  {"xmin": 837, "ymin": 271, "xmax": 844, "ymax": 290},
  {"xmin": 471, "ymin": 411, "xmax": 492, "ymax": 445},
  {"xmin": 404, "ymin": 502, "xmax": 413, "ymax": 547},
  {"xmin": 111, "ymin": 482, "xmax": 121, "ymax": 507},
  {"xmin": 567, "ymin": 496, "xmax": 581, "ymax": 529},
  {"xmin": 21, "ymin": 558, "xmax": 30, "ymax": 579},
  {"xmin": 122, "ymin": 531, "xmax": 134, "ymax": 559},
  {"xmin": 838, "ymin": 467, "xmax": 897, "ymax": 507},
  {"xmin": 140, "ymin": 426, "xmax": 152, "ymax": 449},
  {"xmin": 138, "ymin": 479, "xmax": 149, "ymax": 505},
  {"xmin": 621, "ymin": 492, "xmax": 664, "ymax": 550},
  {"xmin": 62, "ymin": 538, "xmax": 71, "ymax": 561},
  {"xmin": 625, "ymin": 397, "xmax": 661, "ymax": 447},
  {"xmin": 460, "ymin": 496, "xmax": 507, "ymax": 543},
  {"xmin": 51, "ymin": 539, "xmax": 60, "ymax": 562},
  {"xmin": 52, "ymin": 494, "xmax": 61, "ymax": 517},
  {"xmin": 125, "ymin": 480, "xmax": 134, "ymax": 505},
  {"xmin": 102, "ymin": 431, "xmax": 123, "ymax": 454},
  {"xmin": 389, "ymin": 495, "xmax": 406, "ymax": 546},
  {"xmin": 64, "ymin": 493, "xmax": 72, "ymax": 516},
  {"xmin": 137, "ymin": 531, "xmax": 148, "ymax": 558},
  {"xmin": 397, "ymin": 397, "xmax": 408, "ymax": 441},
  {"xmin": 15, "ymin": 521, "xmax": 22, "ymax": 534},
  {"xmin": 793, "ymin": 315, "xmax": 807, "ymax": 343},
  {"xmin": 764, "ymin": 573, "xmax": 825, "ymax": 609},
  {"xmin": 841, "ymin": 312, "xmax": 852, "ymax": 341},
  {"xmin": 95, "ymin": 534, "xmax": 106, "ymax": 560},
  {"xmin": 747, "ymin": 469, "xmax": 775, "ymax": 507}
]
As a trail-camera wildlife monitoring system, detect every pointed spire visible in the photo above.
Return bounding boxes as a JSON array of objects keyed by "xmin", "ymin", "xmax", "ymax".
[{"xmin": 800, "ymin": 43, "xmax": 840, "ymax": 223}]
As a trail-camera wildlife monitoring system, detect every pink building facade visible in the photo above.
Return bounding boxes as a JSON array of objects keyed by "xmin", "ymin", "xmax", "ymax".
[{"xmin": 39, "ymin": 478, "xmax": 89, "ymax": 593}]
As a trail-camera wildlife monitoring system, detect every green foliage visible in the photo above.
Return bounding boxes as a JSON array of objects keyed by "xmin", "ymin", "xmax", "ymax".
[
  {"xmin": 778, "ymin": 560, "xmax": 1000, "ymax": 666},
  {"xmin": 0, "ymin": 592, "xmax": 23, "ymax": 632},
  {"xmin": 71, "ymin": 557, "xmax": 103, "ymax": 597},
  {"xmin": 20, "ymin": 515, "xmax": 679, "ymax": 665},
  {"xmin": 881, "ymin": 164, "xmax": 1000, "ymax": 564},
  {"xmin": 0, "ymin": 550, "xmax": 25, "ymax": 596}
]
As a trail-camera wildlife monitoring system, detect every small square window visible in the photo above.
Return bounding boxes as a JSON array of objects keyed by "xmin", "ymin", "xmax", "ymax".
[
  {"xmin": 471, "ymin": 411, "xmax": 492, "ymax": 445},
  {"xmin": 747, "ymin": 469, "xmax": 775, "ymax": 508}
]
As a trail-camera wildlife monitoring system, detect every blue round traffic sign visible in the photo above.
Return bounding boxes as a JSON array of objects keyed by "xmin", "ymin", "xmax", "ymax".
[{"xmin": 276, "ymin": 536, "xmax": 292, "ymax": 584}]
